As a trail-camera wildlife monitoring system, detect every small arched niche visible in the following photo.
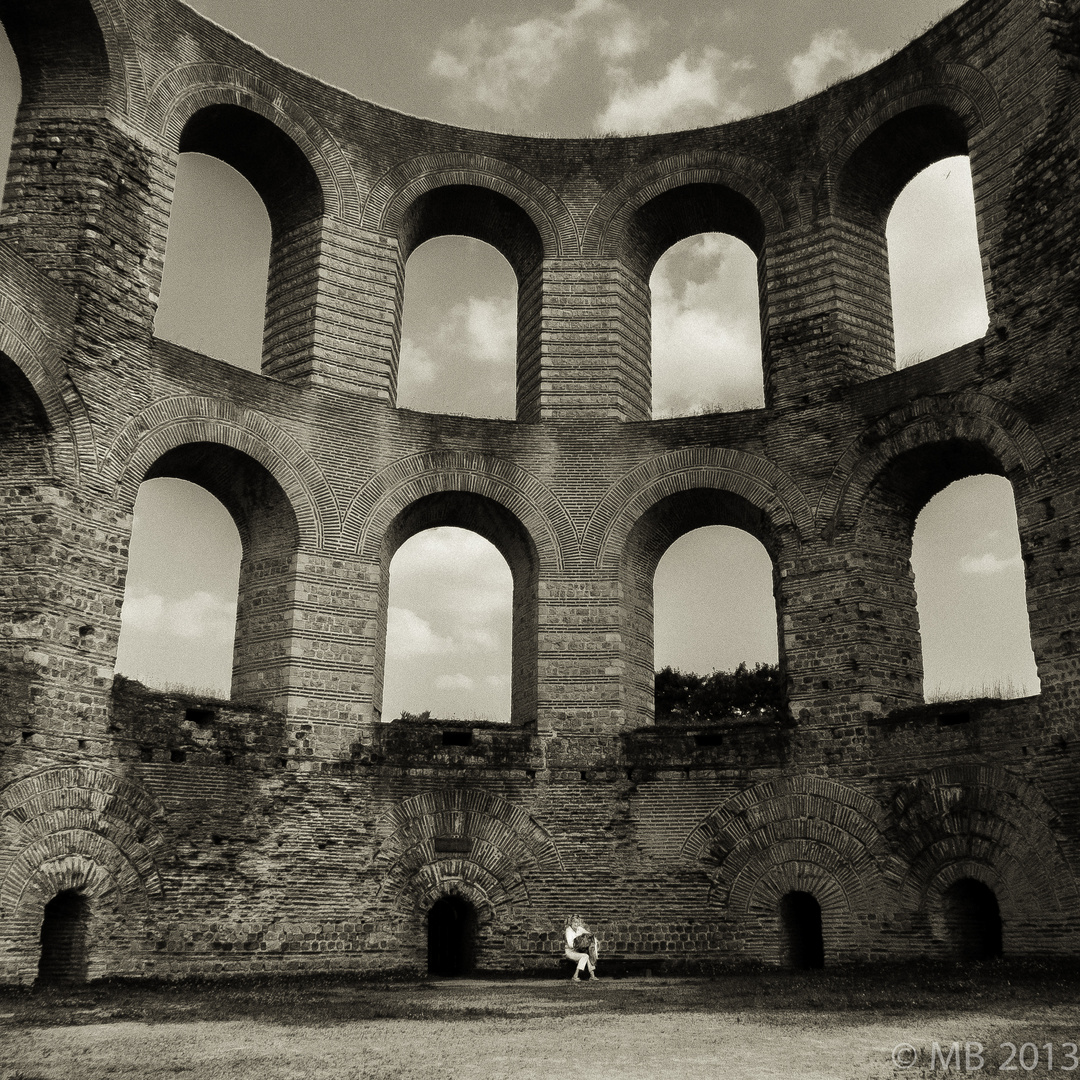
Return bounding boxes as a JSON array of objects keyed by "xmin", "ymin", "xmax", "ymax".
[
  {"xmin": 942, "ymin": 878, "xmax": 1003, "ymax": 960},
  {"xmin": 398, "ymin": 235, "xmax": 517, "ymax": 418},
  {"xmin": 427, "ymin": 894, "xmax": 479, "ymax": 977},
  {"xmin": 779, "ymin": 890, "xmax": 825, "ymax": 970},
  {"xmin": 888, "ymin": 155, "xmax": 988, "ymax": 367},
  {"xmin": 37, "ymin": 889, "xmax": 91, "ymax": 985}
]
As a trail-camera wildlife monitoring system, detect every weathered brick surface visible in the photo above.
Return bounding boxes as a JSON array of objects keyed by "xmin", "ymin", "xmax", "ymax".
[{"xmin": 0, "ymin": 0, "xmax": 1079, "ymax": 982}]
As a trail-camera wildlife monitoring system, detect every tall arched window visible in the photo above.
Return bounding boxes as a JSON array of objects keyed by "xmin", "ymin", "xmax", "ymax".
[
  {"xmin": 398, "ymin": 236, "xmax": 517, "ymax": 418},
  {"xmin": 153, "ymin": 154, "xmax": 270, "ymax": 371},
  {"xmin": 622, "ymin": 488, "xmax": 785, "ymax": 726},
  {"xmin": 382, "ymin": 526, "xmax": 513, "ymax": 722},
  {"xmin": 911, "ymin": 474, "xmax": 1038, "ymax": 700},
  {"xmin": 887, "ymin": 155, "xmax": 988, "ymax": 367},
  {"xmin": 393, "ymin": 185, "xmax": 543, "ymax": 421},
  {"xmin": 650, "ymin": 233, "xmax": 764, "ymax": 417},
  {"xmin": 115, "ymin": 478, "xmax": 241, "ymax": 697},
  {"xmin": 0, "ymin": 29, "xmax": 20, "ymax": 203},
  {"xmin": 653, "ymin": 525, "xmax": 777, "ymax": 674}
]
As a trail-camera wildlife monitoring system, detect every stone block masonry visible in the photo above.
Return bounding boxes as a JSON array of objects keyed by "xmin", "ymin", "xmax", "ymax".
[{"xmin": 0, "ymin": 0, "xmax": 1079, "ymax": 982}]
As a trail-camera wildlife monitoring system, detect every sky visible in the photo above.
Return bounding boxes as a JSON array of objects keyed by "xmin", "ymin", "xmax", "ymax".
[{"xmin": 0, "ymin": 0, "xmax": 1041, "ymax": 716}]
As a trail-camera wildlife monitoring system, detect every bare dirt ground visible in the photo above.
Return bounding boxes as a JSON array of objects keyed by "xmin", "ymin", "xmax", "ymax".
[{"xmin": 1, "ymin": 960, "xmax": 1078, "ymax": 1079}]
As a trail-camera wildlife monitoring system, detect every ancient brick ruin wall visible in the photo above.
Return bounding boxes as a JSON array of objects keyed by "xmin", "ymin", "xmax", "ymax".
[{"xmin": 0, "ymin": 0, "xmax": 1078, "ymax": 982}]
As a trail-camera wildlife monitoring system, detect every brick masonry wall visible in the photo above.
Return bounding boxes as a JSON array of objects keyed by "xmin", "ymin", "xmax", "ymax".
[{"xmin": 0, "ymin": 0, "xmax": 1078, "ymax": 981}]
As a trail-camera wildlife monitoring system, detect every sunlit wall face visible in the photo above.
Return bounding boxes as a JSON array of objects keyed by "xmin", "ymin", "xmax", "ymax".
[
  {"xmin": 650, "ymin": 233, "xmax": 764, "ymax": 418},
  {"xmin": 115, "ymin": 478, "xmax": 241, "ymax": 697},
  {"xmin": 382, "ymin": 526, "xmax": 513, "ymax": 722},
  {"xmin": 653, "ymin": 525, "xmax": 778, "ymax": 675},
  {"xmin": 398, "ymin": 236, "xmax": 518, "ymax": 419},
  {"xmin": 911, "ymin": 474, "xmax": 1038, "ymax": 700},
  {"xmin": 887, "ymin": 155, "xmax": 989, "ymax": 368},
  {"xmin": 153, "ymin": 153, "xmax": 271, "ymax": 371}
]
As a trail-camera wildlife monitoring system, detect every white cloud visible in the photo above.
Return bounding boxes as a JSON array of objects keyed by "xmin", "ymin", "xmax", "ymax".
[
  {"xmin": 786, "ymin": 29, "xmax": 884, "ymax": 99},
  {"xmin": 436, "ymin": 673, "xmax": 476, "ymax": 691},
  {"xmin": 596, "ymin": 48, "xmax": 753, "ymax": 134},
  {"xmin": 454, "ymin": 296, "xmax": 516, "ymax": 365},
  {"xmin": 960, "ymin": 552, "xmax": 1023, "ymax": 576},
  {"xmin": 386, "ymin": 606, "xmax": 453, "ymax": 657},
  {"xmin": 120, "ymin": 591, "xmax": 235, "ymax": 641},
  {"xmin": 429, "ymin": 0, "xmax": 650, "ymax": 119}
]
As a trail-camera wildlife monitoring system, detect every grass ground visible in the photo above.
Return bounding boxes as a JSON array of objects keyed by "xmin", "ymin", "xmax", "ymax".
[{"xmin": 1, "ymin": 959, "xmax": 1077, "ymax": 1079}]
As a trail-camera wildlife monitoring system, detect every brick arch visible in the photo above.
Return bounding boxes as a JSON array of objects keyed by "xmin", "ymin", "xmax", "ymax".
[
  {"xmin": 146, "ymin": 65, "xmax": 359, "ymax": 223},
  {"xmin": 819, "ymin": 392, "xmax": 1051, "ymax": 535},
  {"xmin": 373, "ymin": 788, "xmax": 563, "ymax": 912},
  {"xmin": 583, "ymin": 447, "xmax": 813, "ymax": 571},
  {"xmin": 0, "ymin": 0, "xmax": 143, "ymax": 113},
  {"xmin": 0, "ymin": 301, "xmax": 95, "ymax": 482},
  {"xmin": 823, "ymin": 64, "xmax": 1001, "ymax": 218},
  {"xmin": 362, "ymin": 153, "xmax": 575, "ymax": 258},
  {"xmin": 890, "ymin": 764, "xmax": 1080, "ymax": 922},
  {"xmin": 346, "ymin": 450, "xmax": 573, "ymax": 571},
  {"xmin": 99, "ymin": 396, "xmax": 335, "ymax": 549},
  {"xmin": 585, "ymin": 148, "xmax": 795, "ymax": 260},
  {"xmin": 0, "ymin": 766, "xmax": 167, "ymax": 918},
  {"xmin": 682, "ymin": 775, "xmax": 891, "ymax": 919}
]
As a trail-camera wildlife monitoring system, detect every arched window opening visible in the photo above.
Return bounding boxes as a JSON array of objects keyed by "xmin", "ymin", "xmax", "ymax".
[
  {"xmin": 116, "ymin": 477, "xmax": 241, "ymax": 697},
  {"xmin": 395, "ymin": 185, "xmax": 543, "ymax": 420},
  {"xmin": 888, "ymin": 155, "xmax": 988, "ymax": 367},
  {"xmin": 383, "ymin": 526, "xmax": 513, "ymax": 723},
  {"xmin": 153, "ymin": 153, "xmax": 270, "ymax": 372},
  {"xmin": 651, "ymin": 233, "xmax": 764, "ymax": 417},
  {"xmin": 653, "ymin": 525, "xmax": 779, "ymax": 721},
  {"xmin": 780, "ymin": 891, "xmax": 824, "ymax": 970},
  {"xmin": 398, "ymin": 236, "xmax": 517, "ymax": 418},
  {"xmin": 624, "ymin": 488, "xmax": 785, "ymax": 727},
  {"xmin": 0, "ymin": 29, "xmax": 20, "ymax": 205},
  {"xmin": 911, "ymin": 474, "xmax": 1038, "ymax": 701},
  {"xmin": 37, "ymin": 889, "xmax": 91, "ymax": 985},
  {"xmin": 942, "ymin": 878, "xmax": 1002, "ymax": 960},
  {"xmin": 427, "ymin": 894, "xmax": 478, "ymax": 977}
]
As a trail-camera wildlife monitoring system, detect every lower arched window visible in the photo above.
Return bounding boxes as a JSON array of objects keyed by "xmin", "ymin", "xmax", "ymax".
[
  {"xmin": 383, "ymin": 526, "xmax": 513, "ymax": 722},
  {"xmin": 115, "ymin": 477, "xmax": 241, "ymax": 697},
  {"xmin": 911, "ymin": 474, "xmax": 1038, "ymax": 700}
]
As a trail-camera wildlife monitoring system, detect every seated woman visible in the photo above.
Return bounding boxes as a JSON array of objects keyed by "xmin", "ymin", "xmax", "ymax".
[{"xmin": 564, "ymin": 913, "xmax": 599, "ymax": 981}]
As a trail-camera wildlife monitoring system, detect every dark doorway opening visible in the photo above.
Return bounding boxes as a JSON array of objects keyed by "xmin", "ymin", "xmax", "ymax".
[
  {"xmin": 37, "ymin": 889, "xmax": 91, "ymax": 985},
  {"xmin": 943, "ymin": 878, "xmax": 1003, "ymax": 960},
  {"xmin": 780, "ymin": 890, "xmax": 825, "ymax": 969},
  {"xmin": 427, "ymin": 895, "xmax": 478, "ymax": 976}
]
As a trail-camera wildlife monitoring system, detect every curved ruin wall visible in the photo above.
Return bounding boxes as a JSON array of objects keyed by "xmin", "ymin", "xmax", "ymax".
[{"xmin": 0, "ymin": 0, "xmax": 1078, "ymax": 981}]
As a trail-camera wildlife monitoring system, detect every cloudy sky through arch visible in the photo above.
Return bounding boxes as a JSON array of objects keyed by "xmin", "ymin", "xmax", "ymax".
[{"xmin": 0, "ymin": 0, "xmax": 1040, "ymax": 714}]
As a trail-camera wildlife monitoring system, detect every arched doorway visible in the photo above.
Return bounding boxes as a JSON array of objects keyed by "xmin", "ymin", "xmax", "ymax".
[
  {"xmin": 780, "ymin": 891, "xmax": 824, "ymax": 969},
  {"xmin": 427, "ymin": 895, "xmax": 478, "ymax": 976},
  {"xmin": 37, "ymin": 889, "xmax": 90, "ymax": 985},
  {"xmin": 943, "ymin": 878, "xmax": 1003, "ymax": 960}
]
